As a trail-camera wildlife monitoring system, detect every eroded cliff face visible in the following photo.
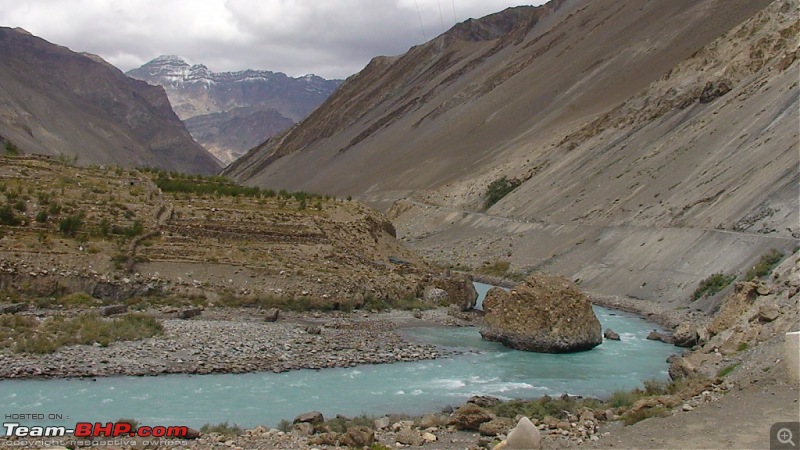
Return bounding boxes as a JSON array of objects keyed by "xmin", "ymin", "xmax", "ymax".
[{"xmin": 481, "ymin": 274, "xmax": 602, "ymax": 353}]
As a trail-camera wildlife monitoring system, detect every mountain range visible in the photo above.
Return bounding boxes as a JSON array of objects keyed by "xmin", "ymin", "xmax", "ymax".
[
  {"xmin": 126, "ymin": 56, "xmax": 341, "ymax": 164},
  {"xmin": 0, "ymin": 28, "xmax": 220, "ymax": 174},
  {"xmin": 225, "ymin": 0, "xmax": 799, "ymax": 306}
]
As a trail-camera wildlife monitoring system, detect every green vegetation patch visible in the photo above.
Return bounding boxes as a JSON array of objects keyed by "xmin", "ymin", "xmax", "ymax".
[
  {"xmin": 484, "ymin": 176, "xmax": 522, "ymax": 209},
  {"xmin": 717, "ymin": 363, "xmax": 739, "ymax": 378},
  {"xmin": 692, "ymin": 273, "xmax": 736, "ymax": 300},
  {"xmin": 319, "ymin": 414, "xmax": 376, "ymax": 433},
  {"xmin": 0, "ymin": 313, "xmax": 163, "ymax": 354},
  {"xmin": 200, "ymin": 422, "xmax": 243, "ymax": 436},
  {"xmin": 744, "ymin": 249, "xmax": 785, "ymax": 281}
]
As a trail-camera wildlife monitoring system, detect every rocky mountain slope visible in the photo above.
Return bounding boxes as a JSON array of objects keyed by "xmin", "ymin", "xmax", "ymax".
[
  {"xmin": 127, "ymin": 56, "xmax": 341, "ymax": 164},
  {"xmin": 226, "ymin": 0, "xmax": 798, "ymax": 306},
  {"xmin": 0, "ymin": 29, "xmax": 220, "ymax": 174}
]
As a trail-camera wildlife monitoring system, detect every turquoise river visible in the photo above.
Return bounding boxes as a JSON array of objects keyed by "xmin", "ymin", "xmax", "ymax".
[{"xmin": 0, "ymin": 283, "xmax": 678, "ymax": 430}]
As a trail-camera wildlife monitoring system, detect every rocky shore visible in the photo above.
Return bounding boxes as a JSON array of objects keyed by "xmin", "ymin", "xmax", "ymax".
[{"xmin": 0, "ymin": 308, "xmax": 474, "ymax": 379}]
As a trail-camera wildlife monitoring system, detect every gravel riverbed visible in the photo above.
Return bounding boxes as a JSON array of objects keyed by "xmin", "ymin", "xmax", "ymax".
[{"xmin": 0, "ymin": 308, "xmax": 475, "ymax": 379}]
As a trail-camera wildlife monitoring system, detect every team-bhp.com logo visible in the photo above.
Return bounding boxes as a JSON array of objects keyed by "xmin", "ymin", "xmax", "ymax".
[{"xmin": 4, "ymin": 421, "xmax": 190, "ymax": 438}]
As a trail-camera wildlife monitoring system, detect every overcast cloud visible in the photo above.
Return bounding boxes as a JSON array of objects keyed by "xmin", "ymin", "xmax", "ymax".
[{"xmin": 0, "ymin": 0, "xmax": 546, "ymax": 79}]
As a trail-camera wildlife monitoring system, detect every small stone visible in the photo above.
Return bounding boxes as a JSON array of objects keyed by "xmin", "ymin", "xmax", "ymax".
[
  {"xmin": 682, "ymin": 404, "xmax": 694, "ymax": 412},
  {"xmin": 422, "ymin": 432, "xmax": 437, "ymax": 443},
  {"xmin": 264, "ymin": 308, "xmax": 280, "ymax": 322}
]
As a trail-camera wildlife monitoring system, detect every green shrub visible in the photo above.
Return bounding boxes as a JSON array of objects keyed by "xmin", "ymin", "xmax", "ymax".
[
  {"xmin": 4, "ymin": 140, "xmax": 19, "ymax": 155},
  {"xmin": 123, "ymin": 220, "xmax": 144, "ymax": 238},
  {"xmin": 737, "ymin": 342, "xmax": 749, "ymax": 352},
  {"xmin": 58, "ymin": 292, "xmax": 99, "ymax": 307},
  {"xmin": 484, "ymin": 176, "xmax": 521, "ymax": 209},
  {"xmin": 9, "ymin": 313, "xmax": 163, "ymax": 354},
  {"xmin": 58, "ymin": 213, "xmax": 84, "ymax": 237},
  {"xmin": 35, "ymin": 211, "xmax": 48, "ymax": 223},
  {"xmin": 478, "ymin": 260, "xmax": 512, "ymax": 277},
  {"xmin": 200, "ymin": 422, "xmax": 243, "ymax": 436},
  {"xmin": 13, "ymin": 199, "xmax": 26, "ymax": 212},
  {"xmin": 322, "ymin": 414, "xmax": 375, "ymax": 433},
  {"xmin": 717, "ymin": 364, "xmax": 739, "ymax": 378},
  {"xmin": 276, "ymin": 419, "xmax": 292, "ymax": 432},
  {"xmin": 744, "ymin": 249, "xmax": 785, "ymax": 280},
  {"xmin": 692, "ymin": 273, "xmax": 735, "ymax": 300},
  {"xmin": 607, "ymin": 390, "xmax": 644, "ymax": 409},
  {"xmin": 0, "ymin": 205, "xmax": 22, "ymax": 226}
]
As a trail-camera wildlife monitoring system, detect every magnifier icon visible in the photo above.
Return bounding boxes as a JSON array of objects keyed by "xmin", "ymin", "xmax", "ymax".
[{"xmin": 778, "ymin": 428, "xmax": 795, "ymax": 446}]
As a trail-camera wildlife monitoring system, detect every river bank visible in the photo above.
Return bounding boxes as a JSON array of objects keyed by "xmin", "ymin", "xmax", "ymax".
[{"xmin": 0, "ymin": 307, "xmax": 476, "ymax": 380}]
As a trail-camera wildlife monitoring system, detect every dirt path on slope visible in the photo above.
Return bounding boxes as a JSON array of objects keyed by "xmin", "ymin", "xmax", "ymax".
[{"xmin": 581, "ymin": 380, "xmax": 799, "ymax": 450}]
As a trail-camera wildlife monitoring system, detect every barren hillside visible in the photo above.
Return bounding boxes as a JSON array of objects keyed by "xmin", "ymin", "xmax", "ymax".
[
  {"xmin": 0, "ymin": 29, "xmax": 221, "ymax": 174},
  {"xmin": 226, "ymin": 0, "xmax": 798, "ymax": 305}
]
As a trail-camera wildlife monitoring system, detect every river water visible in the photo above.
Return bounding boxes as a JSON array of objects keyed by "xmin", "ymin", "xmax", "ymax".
[{"xmin": 0, "ymin": 284, "xmax": 677, "ymax": 430}]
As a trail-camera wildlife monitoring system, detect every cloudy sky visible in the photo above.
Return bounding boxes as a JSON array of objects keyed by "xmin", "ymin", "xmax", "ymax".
[{"xmin": 0, "ymin": 0, "xmax": 546, "ymax": 79}]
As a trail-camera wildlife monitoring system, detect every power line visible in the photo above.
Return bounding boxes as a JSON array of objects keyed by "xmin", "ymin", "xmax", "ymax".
[
  {"xmin": 451, "ymin": 0, "xmax": 457, "ymax": 24},
  {"xmin": 413, "ymin": 0, "xmax": 428, "ymax": 41},
  {"xmin": 437, "ymin": 0, "xmax": 446, "ymax": 33}
]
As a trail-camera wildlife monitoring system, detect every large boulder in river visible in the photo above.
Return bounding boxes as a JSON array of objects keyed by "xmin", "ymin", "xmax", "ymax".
[
  {"xmin": 433, "ymin": 276, "xmax": 478, "ymax": 311},
  {"xmin": 480, "ymin": 274, "xmax": 602, "ymax": 353}
]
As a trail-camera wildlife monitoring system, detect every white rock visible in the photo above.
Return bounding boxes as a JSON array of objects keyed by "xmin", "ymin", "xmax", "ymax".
[{"xmin": 506, "ymin": 417, "xmax": 541, "ymax": 449}]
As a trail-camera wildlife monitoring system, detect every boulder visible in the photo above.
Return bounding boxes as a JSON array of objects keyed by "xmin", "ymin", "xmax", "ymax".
[
  {"xmin": 480, "ymin": 274, "xmax": 602, "ymax": 353},
  {"xmin": 178, "ymin": 308, "xmax": 202, "ymax": 319},
  {"xmin": 100, "ymin": 304, "xmax": 128, "ymax": 316},
  {"xmin": 291, "ymin": 422, "xmax": 315, "ymax": 436},
  {"xmin": 625, "ymin": 395, "xmax": 681, "ymax": 415},
  {"xmin": 468, "ymin": 395, "xmax": 502, "ymax": 408},
  {"xmin": 479, "ymin": 417, "xmax": 514, "ymax": 436},
  {"xmin": 646, "ymin": 330, "xmax": 674, "ymax": 344},
  {"xmin": 668, "ymin": 357, "xmax": 696, "ymax": 380},
  {"xmin": 419, "ymin": 413, "xmax": 441, "ymax": 429},
  {"xmin": 672, "ymin": 322, "xmax": 707, "ymax": 348},
  {"xmin": 603, "ymin": 329, "xmax": 621, "ymax": 341},
  {"xmin": 395, "ymin": 429, "xmax": 425, "ymax": 446},
  {"xmin": 183, "ymin": 427, "xmax": 201, "ymax": 440},
  {"xmin": 506, "ymin": 417, "xmax": 541, "ymax": 449},
  {"xmin": 304, "ymin": 325, "xmax": 322, "ymax": 335},
  {"xmin": 343, "ymin": 426, "xmax": 374, "ymax": 448},
  {"xmin": 542, "ymin": 416, "xmax": 560, "ymax": 429},
  {"xmin": 758, "ymin": 305, "xmax": 780, "ymax": 323},
  {"xmin": 293, "ymin": 411, "xmax": 324, "ymax": 425},
  {"xmin": 0, "ymin": 303, "xmax": 29, "ymax": 314},
  {"xmin": 424, "ymin": 287, "xmax": 449, "ymax": 303},
  {"xmin": 448, "ymin": 403, "xmax": 494, "ymax": 431},
  {"xmin": 310, "ymin": 432, "xmax": 342, "ymax": 446},
  {"xmin": 373, "ymin": 417, "xmax": 391, "ymax": 430},
  {"xmin": 434, "ymin": 277, "xmax": 478, "ymax": 311},
  {"xmin": 264, "ymin": 308, "xmax": 280, "ymax": 322}
]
